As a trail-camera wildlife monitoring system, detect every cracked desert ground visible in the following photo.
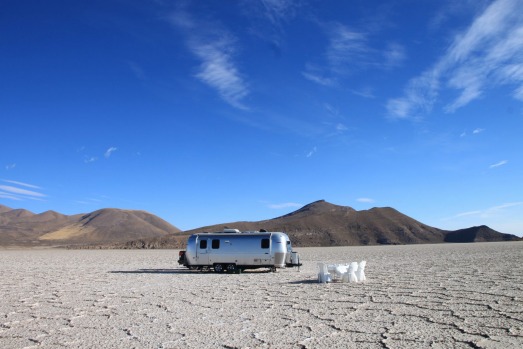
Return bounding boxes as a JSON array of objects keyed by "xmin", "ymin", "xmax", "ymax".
[{"xmin": 1, "ymin": 242, "xmax": 522, "ymax": 348}]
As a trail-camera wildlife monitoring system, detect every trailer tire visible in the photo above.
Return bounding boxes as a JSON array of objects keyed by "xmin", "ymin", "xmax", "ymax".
[
  {"xmin": 226, "ymin": 264, "xmax": 236, "ymax": 273},
  {"xmin": 214, "ymin": 264, "xmax": 224, "ymax": 273}
]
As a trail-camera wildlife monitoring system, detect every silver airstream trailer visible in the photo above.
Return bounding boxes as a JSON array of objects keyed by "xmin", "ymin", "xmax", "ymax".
[{"xmin": 177, "ymin": 229, "xmax": 301, "ymax": 273}]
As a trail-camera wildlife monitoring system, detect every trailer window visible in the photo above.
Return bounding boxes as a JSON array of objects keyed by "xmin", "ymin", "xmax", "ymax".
[
  {"xmin": 199, "ymin": 239, "xmax": 207, "ymax": 249},
  {"xmin": 212, "ymin": 239, "xmax": 220, "ymax": 249},
  {"xmin": 261, "ymin": 238, "xmax": 270, "ymax": 249}
]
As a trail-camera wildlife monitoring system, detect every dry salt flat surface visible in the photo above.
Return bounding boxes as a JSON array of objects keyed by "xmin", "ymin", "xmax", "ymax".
[{"xmin": 1, "ymin": 242, "xmax": 522, "ymax": 349}]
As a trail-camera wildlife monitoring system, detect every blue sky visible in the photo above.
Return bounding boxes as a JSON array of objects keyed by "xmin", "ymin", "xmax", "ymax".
[{"xmin": 2, "ymin": 0, "xmax": 523, "ymax": 236}]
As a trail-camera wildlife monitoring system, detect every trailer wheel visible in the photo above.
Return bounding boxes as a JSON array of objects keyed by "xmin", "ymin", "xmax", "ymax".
[
  {"xmin": 213, "ymin": 264, "xmax": 224, "ymax": 273},
  {"xmin": 226, "ymin": 264, "xmax": 236, "ymax": 273}
]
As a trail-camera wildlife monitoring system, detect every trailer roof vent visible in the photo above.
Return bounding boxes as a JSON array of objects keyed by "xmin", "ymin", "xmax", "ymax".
[{"xmin": 222, "ymin": 229, "xmax": 242, "ymax": 233}]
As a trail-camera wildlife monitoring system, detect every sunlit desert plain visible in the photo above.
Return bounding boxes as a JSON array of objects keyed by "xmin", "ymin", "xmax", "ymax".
[{"xmin": 1, "ymin": 242, "xmax": 522, "ymax": 348}]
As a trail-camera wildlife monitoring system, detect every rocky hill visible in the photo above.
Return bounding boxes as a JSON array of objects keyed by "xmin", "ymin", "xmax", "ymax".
[
  {"xmin": 1, "ymin": 201, "xmax": 520, "ymax": 248},
  {"xmin": 444, "ymin": 225, "xmax": 520, "ymax": 243},
  {"xmin": 0, "ymin": 205, "xmax": 180, "ymax": 247},
  {"xmin": 117, "ymin": 200, "xmax": 521, "ymax": 248}
]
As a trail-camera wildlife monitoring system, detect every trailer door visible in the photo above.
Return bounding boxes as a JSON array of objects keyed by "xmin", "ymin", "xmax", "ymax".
[
  {"xmin": 196, "ymin": 238, "xmax": 209, "ymax": 265},
  {"xmin": 259, "ymin": 237, "xmax": 272, "ymax": 265}
]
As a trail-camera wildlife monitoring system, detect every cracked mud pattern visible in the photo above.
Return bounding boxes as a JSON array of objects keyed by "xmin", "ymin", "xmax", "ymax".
[{"xmin": 1, "ymin": 242, "xmax": 522, "ymax": 348}]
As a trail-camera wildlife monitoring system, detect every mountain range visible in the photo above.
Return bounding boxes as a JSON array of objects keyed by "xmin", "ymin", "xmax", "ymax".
[
  {"xmin": 0, "ymin": 200, "xmax": 520, "ymax": 248},
  {"xmin": 0, "ymin": 204, "xmax": 180, "ymax": 247}
]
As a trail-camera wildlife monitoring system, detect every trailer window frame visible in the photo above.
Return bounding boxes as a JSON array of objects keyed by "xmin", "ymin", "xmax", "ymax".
[
  {"xmin": 211, "ymin": 239, "xmax": 220, "ymax": 249},
  {"xmin": 199, "ymin": 239, "xmax": 207, "ymax": 249},
  {"xmin": 261, "ymin": 238, "xmax": 270, "ymax": 249}
]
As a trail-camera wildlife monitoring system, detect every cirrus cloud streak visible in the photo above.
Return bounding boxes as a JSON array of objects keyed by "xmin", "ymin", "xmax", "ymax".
[
  {"xmin": 0, "ymin": 180, "xmax": 46, "ymax": 201},
  {"xmin": 169, "ymin": 10, "xmax": 249, "ymax": 110},
  {"xmin": 387, "ymin": 0, "xmax": 523, "ymax": 119}
]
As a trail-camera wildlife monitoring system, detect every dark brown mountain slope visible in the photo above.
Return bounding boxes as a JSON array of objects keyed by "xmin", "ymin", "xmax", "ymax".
[
  {"xmin": 270, "ymin": 201, "xmax": 447, "ymax": 246},
  {"xmin": 0, "ymin": 206, "xmax": 181, "ymax": 246},
  {"xmin": 0, "ymin": 207, "xmax": 77, "ymax": 245},
  {"xmin": 0, "ymin": 204, "xmax": 12, "ymax": 214},
  {"xmin": 444, "ymin": 225, "xmax": 521, "ymax": 243},
  {"xmin": 1, "ymin": 201, "xmax": 519, "ymax": 248},
  {"xmin": 124, "ymin": 200, "xmax": 450, "ymax": 248}
]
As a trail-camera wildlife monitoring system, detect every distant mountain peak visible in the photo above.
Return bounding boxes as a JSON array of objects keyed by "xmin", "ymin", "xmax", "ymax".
[
  {"xmin": 38, "ymin": 210, "xmax": 66, "ymax": 218},
  {"xmin": 444, "ymin": 225, "xmax": 520, "ymax": 243},
  {"xmin": 281, "ymin": 200, "xmax": 355, "ymax": 218},
  {"xmin": 5, "ymin": 208, "xmax": 34, "ymax": 218},
  {"xmin": 0, "ymin": 206, "xmax": 181, "ymax": 247},
  {"xmin": 1, "ymin": 202, "xmax": 520, "ymax": 248},
  {"xmin": 0, "ymin": 204, "xmax": 13, "ymax": 213}
]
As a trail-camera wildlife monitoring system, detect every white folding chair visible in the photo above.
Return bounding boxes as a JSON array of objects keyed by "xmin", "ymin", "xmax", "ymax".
[
  {"xmin": 334, "ymin": 264, "xmax": 348, "ymax": 279},
  {"xmin": 342, "ymin": 262, "xmax": 358, "ymax": 283},
  {"xmin": 356, "ymin": 260, "xmax": 366, "ymax": 282},
  {"xmin": 317, "ymin": 262, "xmax": 332, "ymax": 283}
]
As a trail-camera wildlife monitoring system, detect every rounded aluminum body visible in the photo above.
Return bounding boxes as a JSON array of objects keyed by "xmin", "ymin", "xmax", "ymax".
[{"xmin": 182, "ymin": 231, "xmax": 297, "ymax": 270}]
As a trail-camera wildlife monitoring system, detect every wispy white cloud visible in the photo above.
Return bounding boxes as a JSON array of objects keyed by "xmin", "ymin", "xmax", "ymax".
[
  {"xmin": 0, "ymin": 181, "xmax": 46, "ymax": 202},
  {"xmin": 350, "ymin": 87, "xmax": 375, "ymax": 99},
  {"xmin": 336, "ymin": 123, "xmax": 348, "ymax": 132},
  {"xmin": 2, "ymin": 180, "xmax": 41, "ymax": 189},
  {"xmin": 444, "ymin": 202, "xmax": 523, "ymax": 235},
  {"xmin": 319, "ymin": 122, "xmax": 348, "ymax": 139},
  {"xmin": 82, "ymin": 147, "xmax": 117, "ymax": 163},
  {"xmin": 0, "ymin": 185, "xmax": 45, "ymax": 197},
  {"xmin": 258, "ymin": 0, "xmax": 297, "ymax": 26},
  {"xmin": 357, "ymin": 198, "xmax": 375, "ymax": 203},
  {"xmin": 5, "ymin": 163, "xmax": 16, "ymax": 170},
  {"xmin": 0, "ymin": 192, "xmax": 22, "ymax": 200},
  {"xmin": 242, "ymin": 0, "xmax": 298, "ymax": 59},
  {"xmin": 388, "ymin": 0, "xmax": 523, "ymax": 119},
  {"xmin": 386, "ymin": 69, "xmax": 439, "ymax": 119},
  {"xmin": 128, "ymin": 61, "xmax": 146, "ymax": 80},
  {"xmin": 87, "ymin": 197, "xmax": 103, "ymax": 202},
  {"xmin": 326, "ymin": 23, "xmax": 369, "ymax": 73},
  {"xmin": 383, "ymin": 42, "xmax": 406, "ymax": 68},
  {"xmin": 500, "ymin": 63, "xmax": 523, "ymax": 100},
  {"xmin": 264, "ymin": 111, "xmax": 326, "ymax": 138},
  {"xmin": 472, "ymin": 128, "xmax": 485, "ymax": 134},
  {"xmin": 489, "ymin": 160, "xmax": 508, "ymax": 168},
  {"xmin": 304, "ymin": 22, "xmax": 406, "ymax": 87},
  {"xmin": 429, "ymin": 1, "xmax": 478, "ymax": 31},
  {"xmin": 323, "ymin": 103, "xmax": 340, "ymax": 117},
  {"xmin": 104, "ymin": 147, "xmax": 118, "ymax": 158},
  {"xmin": 84, "ymin": 156, "xmax": 97, "ymax": 163},
  {"xmin": 193, "ymin": 42, "xmax": 249, "ymax": 110},
  {"xmin": 453, "ymin": 210, "xmax": 483, "ymax": 218},
  {"xmin": 460, "ymin": 127, "xmax": 485, "ymax": 137},
  {"xmin": 169, "ymin": 10, "xmax": 249, "ymax": 110},
  {"xmin": 306, "ymin": 146, "xmax": 317, "ymax": 158},
  {"xmin": 268, "ymin": 202, "xmax": 302, "ymax": 209},
  {"xmin": 451, "ymin": 202, "xmax": 523, "ymax": 219},
  {"xmin": 302, "ymin": 70, "xmax": 336, "ymax": 86},
  {"xmin": 489, "ymin": 202, "xmax": 522, "ymax": 211}
]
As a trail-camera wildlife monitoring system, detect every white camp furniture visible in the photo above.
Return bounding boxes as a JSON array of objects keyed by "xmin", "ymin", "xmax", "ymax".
[
  {"xmin": 317, "ymin": 262, "xmax": 332, "ymax": 283},
  {"xmin": 341, "ymin": 262, "xmax": 359, "ymax": 283},
  {"xmin": 327, "ymin": 264, "xmax": 347, "ymax": 281},
  {"xmin": 334, "ymin": 264, "xmax": 348, "ymax": 278},
  {"xmin": 320, "ymin": 261, "xmax": 367, "ymax": 283},
  {"xmin": 356, "ymin": 260, "xmax": 366, "ymax": 282}
]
